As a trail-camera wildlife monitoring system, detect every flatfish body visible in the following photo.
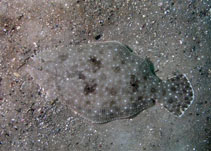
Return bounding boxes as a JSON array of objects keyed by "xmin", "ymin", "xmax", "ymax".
[{"xmin": 26, "ymin": 41, "xmax": 194, "ymax": 123}]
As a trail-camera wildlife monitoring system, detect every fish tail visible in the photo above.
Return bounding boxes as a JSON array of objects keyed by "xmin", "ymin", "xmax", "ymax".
[{"xmin": 161, "ymin": 74, "xmax": 194, "ymax": 117}]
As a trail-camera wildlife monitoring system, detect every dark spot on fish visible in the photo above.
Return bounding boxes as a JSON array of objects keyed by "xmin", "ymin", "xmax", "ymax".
[
  {"xmin": 182, "ymin": 104, "xmax": 188, "ymax": 108},
  {"xmin": 77, "ymin": 105, "xmax": 82, "ymax": 110},
  {"xmin": 168, "ymin": 108, "xmax": 173, "ymax": 112},
  {"xmin": 109, "ymin": 100, "xmax": 116, "ymax": 107},
  {"xmin": 101, "ymin": 109, "xmax": 106, "ymax": 115},
  {"xmin": 162, "ymin": 89, "xmax": 166, "ymax": 96},
  {"xmin": 85, "ymin": 100, "xmax": 91, "ymax": 105},
  {"xmin": 189, "ymin": 91, "xmax": 193, "ymax": 97},
  {"xmin": 88, "ymin": 56, "xmax": 102, "ymax": 72},
  {"xmin": 58, "ymin": 54, "xmax": 68, "ymax": 62},
  {"xmin": 137, "ymin": 95, "xmax": 143, "ymax": 102},
  {"xmin": 175, "ymin": 108, "xmax": 180, "ymax": 113},
  {"xmin": 121, "ymin": 60, "xmax": 125, "ymax": 64},
  {"xmin": 109, "ymin": 112, "xmax": 115, "ymax": 118},
  {"xmin": 183, "ymin": 89, "xmax": 187, "ymax": 93},
  {"xmin": 185, "ymin": 100, "xmax": 190, "ymax": 104},
  {"xmin": 87, "ymin": 109, "xmax": 91, "ymax": 113},
  {"xmin": 178, "ymin": 75, "xmax": 183, "ymax": 78},
  {"xmin": 84, "ymin": 82, "xmax": 97, "ymax": 95},
  {"xmin": 113, "ymin": 106, "xmax": 120, "ymax": 113},
  {"xmin": 106, "ymin": 87, "xmax": 117, "ymax": 96},
  {"xmin": 170, "ymin": 86, "xmax": 176, "ymax": 92},
  {"xmin": 94, "ymin": 34, "xmax": 101, "ymax": 40},
  {"xmin": 168, "ymin": 98, "xmax": 174, "ymax": 104},
  {"xmin": 40, "ymin": 58, "xmax": 45, "ymax": 63},
  {"xmin": 131, "ymin": 102, "xmax": 138, "ymax": 109},
  {"xmin": 151, "ymin": 99, "xmax": 156, "ymax": 104},
  {"xmin": 112, "ymin": 55, "xmax": 117, "ymax": 61},
  {"xmin": 176, "ymin": 83, "xmax": 180, "ymax": 87},
  {"xmin": 176, "ymin": 76, "xmax": 180, "ymax": 81},
  {"xmin": 99, "ymin": 49, "xmax": 104, "ymax": 54},
  {"xmin": 112, "ymin": 66, "xmax": 121, "ymax": 73},
  {"xmin": 170, "ymin": 78, "xmax": 175, "ymax": 82},
  {"xmin": 185, "ymin": 85, "xmax": 190, "ymax": 89},
  {"xmin": 143, "ymin": 75, "xmax": 147, "ymax": 81},
  {"xmin": 89, "ymin": 56, "xmax": 100, "ymax": 65},
  {"xmin": 78, "ymin": 71, "xmax": 86, "ymax": 80},
  {"xmin": 184, "ymin": 96, "xmax": 189, "ymax": 101},
  {"xmin": 177, "ymin": 103, "xmax": 181, "ymax": 107},
  {"xmin": 150, "ymin": 87, "xmax": 156, "ymax": 93},
  {"xmin": 130, "ymin": 75, "xmax": 139, "ymax": 92}
]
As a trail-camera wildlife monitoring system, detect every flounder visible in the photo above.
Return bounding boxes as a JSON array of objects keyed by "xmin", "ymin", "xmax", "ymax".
[{"xmin": 26, "ymin": 41, "xmax": 194, "ymax": 123}]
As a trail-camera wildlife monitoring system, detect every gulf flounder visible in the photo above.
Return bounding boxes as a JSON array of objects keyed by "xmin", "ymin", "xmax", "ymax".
[{"xmin": 26, "ymin": 41, "xmax": 194, "ymax": 123}]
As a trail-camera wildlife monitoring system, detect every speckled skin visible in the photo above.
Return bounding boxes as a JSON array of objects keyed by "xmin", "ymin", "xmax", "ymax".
[{"xmin": 26, "ymin": 41, "xmax": 194, "ymax": 123}]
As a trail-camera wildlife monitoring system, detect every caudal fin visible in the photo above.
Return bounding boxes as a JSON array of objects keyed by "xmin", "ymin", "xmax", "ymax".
[{"xmin": 162, "ymin": 74, "xmax": 194, "ymax": 117}]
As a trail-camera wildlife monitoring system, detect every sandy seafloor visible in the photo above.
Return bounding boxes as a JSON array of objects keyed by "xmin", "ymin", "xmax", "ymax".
[{"xmin": 0, "ymin": 0, "xmax": 210, "ymax": 151}]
